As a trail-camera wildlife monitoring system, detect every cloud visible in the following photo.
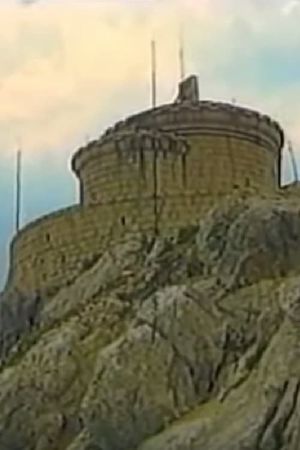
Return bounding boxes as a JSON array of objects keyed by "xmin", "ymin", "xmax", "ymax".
[
  {"xmin": 19, "ymin": 0, "xmax": 38, "ymax": 5},
  {"xmin": 0, "ymin": 0, "xmax": 298, "ymax": 163},
  {"xmin": 0, "ymin": 0, "xmax": 298, "ymax": 177},
  {"xmin": 282, "ymin": 0, "xmax": 300, "ymax": 15},
  {"xmin": 0, "ymin": 1, "xmax": 200, "ymax": 157}
]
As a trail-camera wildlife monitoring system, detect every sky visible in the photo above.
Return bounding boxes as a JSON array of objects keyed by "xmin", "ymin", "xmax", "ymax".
[{"xmin": 0, "ymin": 0, "xmax": 300, "ymax": 287}]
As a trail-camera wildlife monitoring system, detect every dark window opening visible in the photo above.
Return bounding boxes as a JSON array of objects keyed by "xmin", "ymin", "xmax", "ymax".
[
  {"xmin": 61, "ymin": 255, "xmax": 66, "ymax": 264},
  {"xmin": 45, "ymin": 233, "xmax": 51, "ymax": 242},
  {"xmin": 120, "ymin": 216, "xmax": 126, "ymax": 226},
  {"xmin": 245, "ymin": 177, "xmax": 250, "ymax": 187}
]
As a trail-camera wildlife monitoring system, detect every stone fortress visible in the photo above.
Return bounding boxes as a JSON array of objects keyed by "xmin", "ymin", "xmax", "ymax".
[{"xmin": 5, "ymin": 74, "xmax": 296, "ymax": 297}]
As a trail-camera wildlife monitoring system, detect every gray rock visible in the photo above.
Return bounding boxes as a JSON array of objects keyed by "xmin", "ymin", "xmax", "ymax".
[{"xmin": 1, "ymin": 197, "xmax": 300, "ymax": 449}]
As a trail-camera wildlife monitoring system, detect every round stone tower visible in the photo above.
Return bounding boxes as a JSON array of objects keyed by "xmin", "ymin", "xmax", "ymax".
[
  {"xmin": 6, "ymin": 75, "xmax": 285, "ymax": 297},
  {"xmin": 72, "ymin": 75, "xmax": 284, "ymax": 230}
]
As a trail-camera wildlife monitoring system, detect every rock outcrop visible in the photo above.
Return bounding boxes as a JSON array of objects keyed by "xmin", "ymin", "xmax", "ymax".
[{"xmin": 1, "ymin": 196, "xmax": 300, "ymax": 450}]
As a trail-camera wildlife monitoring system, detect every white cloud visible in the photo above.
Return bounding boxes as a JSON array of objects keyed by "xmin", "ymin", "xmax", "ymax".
[
  {"xmin": 0, "ymin": 1, "xmax": 217, "ymax": 157},
  {"xmin": 0, "ymin": 0, "xmax": 299, "ymax": 165},
  {"xmin": 282, "ymin": 0, "xmax": 300, "ymax": 15}
]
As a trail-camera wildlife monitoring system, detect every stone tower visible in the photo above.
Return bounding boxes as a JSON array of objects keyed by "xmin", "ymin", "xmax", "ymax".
[{"xmin": 6, "ymin": 75, "xmax": 284, "ymax": 296}]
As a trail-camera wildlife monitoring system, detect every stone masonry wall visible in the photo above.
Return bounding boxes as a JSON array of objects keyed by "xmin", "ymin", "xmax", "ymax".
[
  {"xmin": 7, "ymin": 201, "xmax": 156, "ymax": 296},
  {"xmin": 77, "ymin": 129, "xmax": 279, "ymax": 210},
  {"xmin": 80, "ymin": 145, "xmax": 155, "ymax": 206},
  {"xmin": 7, "ymin": 193, "xmax": 223, "ymax": 296},
  {"xmin": 158, "ymin": 135, "xmax": 277, "ymax": 197},
  {"xmin": 78, "ymin": 129, "xmax": 187, "ymax": 206},
  {"xmin": 74, "ymin": 101, "xmax": 283, "ymax": 207}
]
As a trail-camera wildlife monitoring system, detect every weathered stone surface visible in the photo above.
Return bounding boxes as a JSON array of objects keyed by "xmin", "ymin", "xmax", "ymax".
[{"xmin": 1, "ymin": 197, "xmax": 300, "ymax": 450}]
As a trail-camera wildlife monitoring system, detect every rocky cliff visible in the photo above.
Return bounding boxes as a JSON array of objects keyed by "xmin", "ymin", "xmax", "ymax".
[{"xmin": 1, "ymin": 196, "xmax": 300, "ymax": 450}]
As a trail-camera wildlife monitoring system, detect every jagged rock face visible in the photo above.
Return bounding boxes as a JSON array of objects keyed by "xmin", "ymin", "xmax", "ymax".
[
  {"xmin": 1, "ymin": 197, "xmax": 300, "ymax": 450},
  {"xmin": 0, "ymin": 289, "xmax": 43, "ymax": 359}
]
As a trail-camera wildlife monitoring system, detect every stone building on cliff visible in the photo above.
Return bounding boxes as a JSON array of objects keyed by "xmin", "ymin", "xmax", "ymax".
[{"xmin": 5, "ymin": 75, "xmax": 296, "ymax": 297}]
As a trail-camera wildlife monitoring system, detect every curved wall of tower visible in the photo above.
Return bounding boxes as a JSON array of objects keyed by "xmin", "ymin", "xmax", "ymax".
[
  {"xmin": 73, "ymin": 101, "xmax": 284, "ymax": 207},
  {"xmin": 6, "ymin": 200, "xmax": 157, "ymax": 296}
]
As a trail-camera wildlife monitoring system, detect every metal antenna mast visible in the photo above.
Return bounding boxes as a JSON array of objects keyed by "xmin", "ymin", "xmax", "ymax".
[
  {"xmin": 179, "ymin": 25, "xmax": 185, "ymax": 81},
  {"xmin": 151, "ymin": 39, "xmax": 157, "ymax": 108},
  {"xmin": 15, "ymin": 141, "xmax": 22, "ymax": 233},
  {"xmin": 150, "ymin": 39, "xmax": 159, "ymax": 233},
  {"xmin": 288, "ymin": 140, "xmax": 299, "ymax": 182}
]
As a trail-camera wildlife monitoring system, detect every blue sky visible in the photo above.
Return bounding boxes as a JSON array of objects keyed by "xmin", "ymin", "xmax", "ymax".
[{"xmin": 0, "ymin": 0, "xmax": 300, "ymax": 287}]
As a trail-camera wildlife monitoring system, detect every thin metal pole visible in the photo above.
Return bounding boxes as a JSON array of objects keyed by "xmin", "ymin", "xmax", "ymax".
[
  {"xmin": 150, "ymin": 40, "xmax": 158, "ymax": 232},
  {"xmin": 15, "ymin": 147, "xmax": 22, "ymax": 233},
  {"xmin": 153, "ymin": 136, "xmax": 159, "ymax": 235},
  {"xmin": 151, "ymin": 39, "xmax": 157, "ymax": 108},
  {"xmin": 179, "ymin": 25, "xmax": 185, "ymax": 81}
]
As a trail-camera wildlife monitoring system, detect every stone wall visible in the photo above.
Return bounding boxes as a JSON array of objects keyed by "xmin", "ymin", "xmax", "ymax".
[
  {"xmin": 73, "ymin": 101, "xmax": 283, "ymax": 207},
  {"xmin": 6, "ymin": 201, "xmax": 156, "ymax": 296},
  {"xmin": 77, "ymin": 129, "xmax": 187, "ymax": 206},
  {"xmin": 159, "ymin": 135, "xmax": 277, "ymax": 196},
  {"xmin": 7, "ymin": 193, "xmax": 225, "ymax": 296},
  {"xmin": 73, "ymin": 121, "xmax": 280, "ymax": 217},
  {"xmin": 79, "ymin": 143, "xmax": 155, "ymax": 206}
]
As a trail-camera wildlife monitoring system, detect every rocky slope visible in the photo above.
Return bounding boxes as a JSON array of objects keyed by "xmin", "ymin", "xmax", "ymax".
[{"xmin": 1, "ymin": 196, "xmax": 300, "ymax": 449}]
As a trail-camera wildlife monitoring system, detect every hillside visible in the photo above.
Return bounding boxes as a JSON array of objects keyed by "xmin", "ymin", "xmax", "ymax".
[{"xmin": 1, "ymin": 196, "xmax": 300, "ymax": 450}]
